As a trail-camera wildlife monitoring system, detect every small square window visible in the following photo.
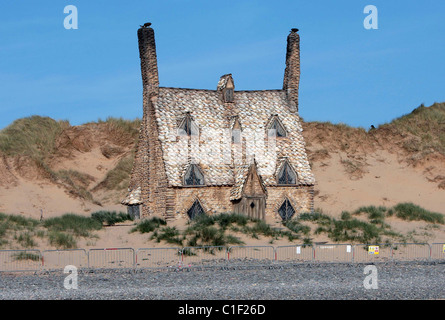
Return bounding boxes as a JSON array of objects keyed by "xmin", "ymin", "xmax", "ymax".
[{"xmin": 225, "ymin": 88, "xmax": 234, "ymax": 102}]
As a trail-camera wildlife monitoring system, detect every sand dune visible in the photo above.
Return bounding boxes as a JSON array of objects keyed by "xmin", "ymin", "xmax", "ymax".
[{"xmin": 0, "ymin": 111, "xmax": 444, "ymax": 248}]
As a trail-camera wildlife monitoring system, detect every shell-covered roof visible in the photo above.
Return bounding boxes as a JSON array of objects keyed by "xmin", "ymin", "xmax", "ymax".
[
  {"xmin": 230, "ymin": 164, "xmax": 250, "ymax": 201},
  {"xmin": 153, "ymin": 86, "xmax": 315, "ymax": 188},
  {"xmin": 121, "ymin": 187, "xmax": 142, "ymax": 205}
]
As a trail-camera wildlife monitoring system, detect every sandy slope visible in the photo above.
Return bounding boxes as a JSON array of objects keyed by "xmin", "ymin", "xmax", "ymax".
[
  {"xmin": 313, "ymin": 150, "xmax": 445, "ymax": 216},
  {"xmin": 0, "ymin": 147, "xmax": 124, "ymax": 220}
]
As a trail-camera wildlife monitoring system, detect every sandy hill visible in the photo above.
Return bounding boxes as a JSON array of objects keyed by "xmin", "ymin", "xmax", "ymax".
[
  {"xmin": 304, "ymin": 102, "xmax": 445, "ymax": 216},
  {"xmin": 0, "ymin": 102, "xmax": 444, "ymax": 248}
]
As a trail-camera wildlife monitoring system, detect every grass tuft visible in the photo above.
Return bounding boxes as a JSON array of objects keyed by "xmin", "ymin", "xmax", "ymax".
[
  {"xmin": 131, "ymin": 217, "xmax": 167, "ymax": 234},
  {"xmin": 13, "ymin": 252, "xmax": 41, "ymax": 261},
  {"xmin": 0, "ymin": 116, "xmax": 69, "ymax": 160},
  {"xmin": 48, "ymin": 231, "xmax": 77, "ymax": 249},
  {"xmin": 91, "ymin": 211, "xmax": 133, "ymax": 226},
  {"xmin": 43, "ymin": 213, "xmax": 102, "ymax": 237},
  {"xmin": 392, "ymin": 203, "xmax": 444, "ymax": 224},
  {"xmin": 151, "ymin": 227, "xmax": 183, "ymax": 246}
]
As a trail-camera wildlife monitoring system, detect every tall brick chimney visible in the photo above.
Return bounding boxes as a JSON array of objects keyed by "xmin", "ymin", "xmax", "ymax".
[
  {"xmin": 138, "ymin": 22, "xmax": 159, "ymax": 97},
  {"xmin": 283, "ymin": 28, "xmax": 300, "ymax": 112}
]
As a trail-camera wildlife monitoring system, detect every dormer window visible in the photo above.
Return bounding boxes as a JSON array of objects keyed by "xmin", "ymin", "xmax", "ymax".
[
  {"xmin": 225, "ymin": 88, "xmax": 234, "ymax": 103},
  {"xmin": 217, "ymin": 74, "xmax": 235, "ymax": 103},
  {"xmin": 277, "ymin": 160, "xmax": 297, "ymax": 185},
  {"xmin": 184, "ymin": 164, "xmax": 205, "ymax": 186},
  {"xmin": 178, "ymin": 113, "xmax": 199, "ymax": 136},
  {"xmin": 267, "ymin": 116, "xmax": 287, "ymax": 137}
]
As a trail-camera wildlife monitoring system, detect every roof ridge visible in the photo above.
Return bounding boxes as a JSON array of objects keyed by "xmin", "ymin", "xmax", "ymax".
[{"xmin": 159, "ymin": 87, "xmax": 284, "ymax": 93}]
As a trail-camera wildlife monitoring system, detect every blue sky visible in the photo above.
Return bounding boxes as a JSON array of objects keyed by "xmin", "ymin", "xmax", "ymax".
[{"xmin": 0, "ymin": 1, "xmax": 444, "ymax": 129}]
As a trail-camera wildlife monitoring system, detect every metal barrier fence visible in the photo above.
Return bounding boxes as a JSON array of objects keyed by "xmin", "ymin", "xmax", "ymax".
[
  {"xmin": 181, "ymin": 246, "xmax": 228, "ymax": 267},
  {"xmin": 0, "ymin": 250, "xmax": 42, "ymax": 272},
  {"xmin": 88, "ymin": 248, "xmax": 135, "ymax": 269},
  {"xmin": 136, "ymin": 247, "xmax": 181, "ymax": 269},
  {"xmin": 391, "ymin": 243, "xmax": 431, "ymax": 262},
  {"xmin": 431, "ymin": 243, "xmax": 445, "ymax": 261},
  {"xmin": 1, "ymin": 243, "xmax": 444, "ymax": 272},
  {"xmin": 314, "ymin": 244, "xmax": 353, "ymax": 263},
  {"xmin": 42, "ymin": 249, "xmax": 88, "ymax": 270},
  {"xmin": 227, "ymin": 246, "xmax": 275, "ymax": 265},
  {"xmin": 352, "ymin": 244, "xmax": 393, "ymax": 263},
  {"xmin": 275, "ymin": 245, "xmax": 314, "ymax": 263}
]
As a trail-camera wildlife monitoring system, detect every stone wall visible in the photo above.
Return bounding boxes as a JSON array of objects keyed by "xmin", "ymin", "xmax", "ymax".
[
  {"xmin": 173, "ymin": 186, "xmax": 233, "ymax": 218},
  {"xmin": 171, "ymin": 185, "xmax": 314, "ymax": 220},
  {"xmin": 264, "ymin": 185, "xmax": 314, "ymax": 219}
]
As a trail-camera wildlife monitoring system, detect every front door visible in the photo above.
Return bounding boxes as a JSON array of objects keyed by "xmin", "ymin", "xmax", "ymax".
[{"xmin": 245, "ymin": 196, "xmax": 265, "ymax": 220}]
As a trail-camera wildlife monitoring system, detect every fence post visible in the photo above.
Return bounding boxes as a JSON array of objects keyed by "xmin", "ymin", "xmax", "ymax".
[
  {"xmin": 352, "ymin": 245, "xmax": 354, "ymax": 264},
  {"xmin": 428, "ymin": 243, "xmax": 433, "ymax": 261},
  {"xmin": 390, "ymin": 244, "xmax": 394, "ymax": 262}
]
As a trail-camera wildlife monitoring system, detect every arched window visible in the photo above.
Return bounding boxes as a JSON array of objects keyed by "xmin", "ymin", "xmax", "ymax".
[
  {"xmin": 278, "ymin": 199, "xmax": 295, "ymax": 220},
  {"xmin": 277, "ymin": 161, "xmax": 297, "ymax": 185},
  {"xmin": 184, "ymin": 164, "xmax": 205, "ymax": 186},
  {"xmin": 267, "ymin": 117, "xmax": 287, "ymax": 137},
  {"xmin": 187, "ymin": 200, "xmax": 205, "ymax": 219}
]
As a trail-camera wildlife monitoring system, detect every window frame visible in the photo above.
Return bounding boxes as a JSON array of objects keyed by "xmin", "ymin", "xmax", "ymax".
[
  {"xmin": 187, "ymin": 199, "xmax": 206, "ymax": 220},
  {"xmin": 278, "ymin": 198, "xmax": 296, "ymax": 220},
  {"xmin": 178, "ymin": 114, "xmax": 199, "ymax": 137},
  {"xmin": 276, "ymin": 161, "xmax": 298, "ymax": 186},
  {"xmin": 183, "ymin": 164, "xmax": 205, "ymax": 187},
  {"xmin": 224, "ymin": 88, "xmax": 234, "ymax": 103},
  {"xmin": 267, "ymin": 116, "xmax": 288, "ymax": 138}
]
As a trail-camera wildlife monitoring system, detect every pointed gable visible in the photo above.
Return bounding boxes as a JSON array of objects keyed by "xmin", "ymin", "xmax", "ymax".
[
  {"xmin": 267, "ymin": 115, "xmax": 287, "ymax": 137},
  {"xmin": 277, "ymin": 159, "xmax": 298, "ymax": 185},
  {"xmin": 230, "ymin": 160, "xmax": 266, "ymax": 201}
]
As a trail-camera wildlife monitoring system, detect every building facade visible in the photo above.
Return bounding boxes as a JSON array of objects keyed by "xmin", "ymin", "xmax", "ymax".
[{"xmin": 122, "ymin": 23, "xmax": 315, "ymax": 221}]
